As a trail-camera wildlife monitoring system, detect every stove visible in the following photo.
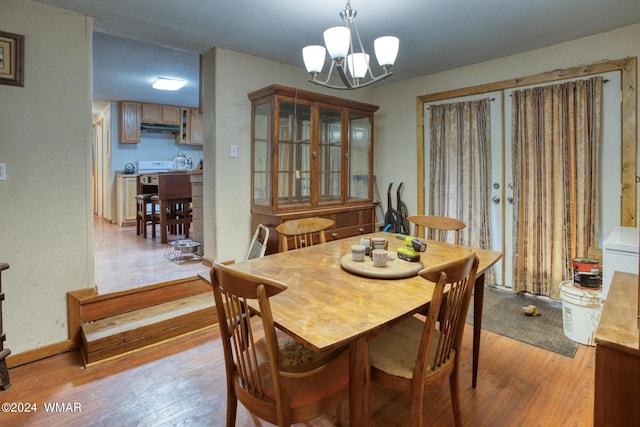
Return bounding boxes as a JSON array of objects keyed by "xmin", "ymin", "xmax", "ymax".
[{"xmin": 137, "ymin": 160, "xmax": 174, "ymax": 173}]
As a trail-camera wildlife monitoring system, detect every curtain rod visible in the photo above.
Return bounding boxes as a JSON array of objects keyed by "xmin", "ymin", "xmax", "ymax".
[
  {"xmin": 426, "ymin": 97, "xmax": 495, "ymax": 110},
  {"xmin": 428, "ymin": 77, "xmax": 610, "ymax": 107}
]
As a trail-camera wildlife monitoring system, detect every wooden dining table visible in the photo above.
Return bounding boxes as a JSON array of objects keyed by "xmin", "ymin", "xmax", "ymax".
[{"xmin": 227, "ymin": 231, "xmax": 502, "ymax": 426}]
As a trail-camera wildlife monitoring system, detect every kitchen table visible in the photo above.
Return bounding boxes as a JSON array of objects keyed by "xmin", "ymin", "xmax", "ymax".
[
  {"xmin": 226, "ymin": 231, "xmax": 502, "ymax": 426},
  {"xmin": 138, "ymin": 172, "xmax": 192, "ymax": 243}
]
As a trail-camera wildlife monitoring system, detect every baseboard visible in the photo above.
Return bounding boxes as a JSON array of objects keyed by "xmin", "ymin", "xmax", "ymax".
[{"xmin": 6, "ymin": 339, "xmax": 78, "ymax": 368}]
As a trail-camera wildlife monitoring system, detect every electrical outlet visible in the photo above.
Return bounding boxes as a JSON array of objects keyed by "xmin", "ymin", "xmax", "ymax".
[{"xmin": 0, "ymin": 162, "xmax": 6, "ymax": 181}]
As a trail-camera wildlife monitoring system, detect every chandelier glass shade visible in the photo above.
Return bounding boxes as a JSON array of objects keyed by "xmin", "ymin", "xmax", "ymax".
[{"xmin": 302, "ymin": 1, "xmax": 399, "ymax": 90}]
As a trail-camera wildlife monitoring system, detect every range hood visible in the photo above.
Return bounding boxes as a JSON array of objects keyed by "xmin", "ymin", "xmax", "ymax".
[{"xmin": 140, "ymin": 122, "xmax": 180, "ymax": 134}]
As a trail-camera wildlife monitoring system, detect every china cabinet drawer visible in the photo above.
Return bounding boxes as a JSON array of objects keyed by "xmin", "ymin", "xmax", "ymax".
[
  {"xmin": 252, "ymin": 204, "xmax": 375, "ymax": 254},
  {"xmin": 327, "ymin": 224, "xmax": 373, "ymax": 241}
]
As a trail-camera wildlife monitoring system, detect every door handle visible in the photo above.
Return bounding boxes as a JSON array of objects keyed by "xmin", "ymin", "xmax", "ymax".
[
  {"xmin": 492, "ymin": 196, "xmax": 501, "ymax": 204},
  {"xmin": 507, "ymin": 196, "xmax": 514, "ymax": 204}
]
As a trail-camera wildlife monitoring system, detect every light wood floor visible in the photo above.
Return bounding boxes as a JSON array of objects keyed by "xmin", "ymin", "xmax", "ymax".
[
  {"xmin": 93, "ymin": 217, "xmax": 209, "ymax": 294},
  {"xmin": 23, "ymin": 219, "xmax": 593, "ymax": 425},
  {"xmin": 3, "ymin": 318, "xmax": 595, "ymax": 426}
]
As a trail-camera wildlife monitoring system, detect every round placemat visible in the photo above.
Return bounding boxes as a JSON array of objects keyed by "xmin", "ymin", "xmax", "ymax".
[{"xmin": 340, "ymin": 253, "xmax": 424, "ymax": 279}]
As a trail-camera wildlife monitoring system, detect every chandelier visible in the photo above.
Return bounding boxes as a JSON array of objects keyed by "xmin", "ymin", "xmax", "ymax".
[{"xmin": 302, "ymin": 1, "xmax": 399, "ymax": 90}]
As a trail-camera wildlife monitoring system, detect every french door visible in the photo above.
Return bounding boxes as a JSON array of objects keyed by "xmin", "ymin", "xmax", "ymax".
[{"xmin": 425, "ymin": 70, "xmax": 621, "ymax": 290}]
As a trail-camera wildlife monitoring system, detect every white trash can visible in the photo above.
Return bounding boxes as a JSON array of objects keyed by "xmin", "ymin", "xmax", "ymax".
[{"xmin": 559, "ymin": 280, "xmax": 603, "ymax": 346}]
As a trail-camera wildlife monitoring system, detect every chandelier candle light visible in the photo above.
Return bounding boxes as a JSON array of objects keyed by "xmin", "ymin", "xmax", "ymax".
[{"xmin": 302, "ymin": 1, "xmax": 399, "ymax": 90}]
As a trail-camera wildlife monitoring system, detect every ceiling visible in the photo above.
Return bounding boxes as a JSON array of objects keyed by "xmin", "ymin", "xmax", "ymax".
[{"xmin": 31, "ymin": 0, "xmax": 640, "ymax": 113}]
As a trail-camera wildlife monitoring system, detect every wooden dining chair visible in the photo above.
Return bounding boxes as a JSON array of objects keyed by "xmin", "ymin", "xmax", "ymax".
[
  {"xmin": 275, "ymin": 217, "xmax": 335, "ymax": 251},
  {"xmin": 368, "ymin": 251, "xmax": 479, "ymax": 427},
  {"xmin": 408, "ymin": 215, "xmax": 466, "ymax": 244},
  {"xmin": 210, "ymin": 261, "xmax": 349, "ymax": 427}
]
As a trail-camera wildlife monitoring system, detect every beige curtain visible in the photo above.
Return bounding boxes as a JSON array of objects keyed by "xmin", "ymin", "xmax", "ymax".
[
  {"xmin": 428, "ymin": 99, "xmax": 493, "ymax": 253},
  {"xmin": 511, "ymin": 77, "xmax": 602, "ymax": 295}
]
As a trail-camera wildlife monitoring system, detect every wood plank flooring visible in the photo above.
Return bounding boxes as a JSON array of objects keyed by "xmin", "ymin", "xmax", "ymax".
[
  {"xmin": 3, "ymin": 319, "xmax": 595, "ymax": 426},
  {"xmin": 93, "ymin": 217, "xmax": 209, "ymax": 295},
  {"xmin": 20, "ymin": 217, "xmax": 594, "ymax": 425}
]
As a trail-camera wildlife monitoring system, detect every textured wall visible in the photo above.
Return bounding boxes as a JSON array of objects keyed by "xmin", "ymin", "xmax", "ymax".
[{"xmin": 0, "ymin": 0, "xmax": 93, "ymax": 354}]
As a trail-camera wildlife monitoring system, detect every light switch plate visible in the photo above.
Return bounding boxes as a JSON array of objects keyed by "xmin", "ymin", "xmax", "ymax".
[
  {"xmin": 0, "ymin": 162, "xmax": 6, "ymax": 181},
  {"xmin": 230, "ymin": 145, "xmax": 238, "ymax": 158}
]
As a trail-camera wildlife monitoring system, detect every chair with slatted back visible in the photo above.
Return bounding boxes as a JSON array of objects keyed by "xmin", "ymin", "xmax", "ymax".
[
  {"xmin": 368, "ymin": 251, "xmax": 479, "ymax": 427},
  {"xmin": 408, "ymin": 215, "xmax": 466, "ymax": 244},
  {"xmin": 275, "ymin": 217, "xmax": 335, "ymax": 251},
  {"xmin": 210, "ymin": 261, "xmax": 348, "ymax": 427}
]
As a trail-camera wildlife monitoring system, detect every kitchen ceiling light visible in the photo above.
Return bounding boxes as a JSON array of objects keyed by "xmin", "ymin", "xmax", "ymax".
[
  {"xmin": 152, "ymin": 77, "xmax": 186, "ymax": 91},
  {"xmin": 302, "ymin": 1, "xmax": 399, "ymax": 90}
]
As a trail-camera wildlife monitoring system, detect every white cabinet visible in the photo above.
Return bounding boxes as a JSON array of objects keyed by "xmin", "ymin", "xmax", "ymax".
[
  {"xmin": 116, "ymin": 174, "xmax": 138, "ymax": 226},
  {"xmin": 602, "ymin": 226, "xmax": 639, "ymax": 299}
]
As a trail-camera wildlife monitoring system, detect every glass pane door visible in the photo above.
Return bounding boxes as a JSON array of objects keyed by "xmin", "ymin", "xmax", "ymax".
[
  {"xmin": 277, "ymin": 101, "xmax": 311, "ymax": 206},
  {"xmin": 319, "ymin": 107, "xmax": 342, "ymax": 203},
  {"xmin": 348, "ymin": 112, "xmax": 370, "ymax": 201},
  {"xmin": 253, "ymin": 102, "xmax": 272, "ymax": 206}
]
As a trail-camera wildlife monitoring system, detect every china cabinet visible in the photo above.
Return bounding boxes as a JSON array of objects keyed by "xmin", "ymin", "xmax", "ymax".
[{"xmin": 248, "ymin": 85, "xmax": 378, "ymax": 253}]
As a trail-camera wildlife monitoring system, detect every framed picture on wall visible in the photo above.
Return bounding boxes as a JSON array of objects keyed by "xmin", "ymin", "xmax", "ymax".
[{"xmin": 0, "ymin": 30, "xmax": 24, "ymax": 87}]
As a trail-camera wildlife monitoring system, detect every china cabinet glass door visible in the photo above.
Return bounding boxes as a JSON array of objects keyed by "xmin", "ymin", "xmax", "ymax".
[
  {"xmin": 277, "ymin": 101, "xmax": 312, "ymax": 207},
  {"xmin": 348, "ymin": 112, "xmax": 371, "ymax": 201},
  {"xmin": 253, "ymin": 102, "xmax": 272, "ymax": 207},
  {"xmin": 318, "ymin": 107, "xmax": 343, "ymax": 203}
]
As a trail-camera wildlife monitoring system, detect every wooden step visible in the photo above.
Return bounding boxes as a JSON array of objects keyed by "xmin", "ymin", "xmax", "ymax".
[
  {"xmin": 81, "ymin": 292, "xmax": 216, "ymax": 366},
  {"xmin": 70, "ymin": 273, "xmax": 217, "ymax": 366},
  {"xmin": 68, "ymin": 275, "xmax": 212, "ymax": 344}
]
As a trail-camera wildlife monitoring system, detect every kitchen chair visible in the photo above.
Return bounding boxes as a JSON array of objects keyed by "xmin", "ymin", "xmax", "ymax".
[
  {"xmin": 135, "ymin": 193, "xmax": 157, "ymax": 238},
  {"xmin": 368, "ymin": 251, "xmax": 479, "ymax": 427},
  {"xmin": 210, "ymin": 261, "xmax": 348, "ymax": 427},
  {"xmin": 275, "ymin": 217, "xmax": 335, "ymax": 251},
  {"xmin": 151, "ymin": 195, "xmax": 191, "ymax": 238},
  {"xmin": 408, "ymin": 215, "xmax": 466, "ymax": 244}
]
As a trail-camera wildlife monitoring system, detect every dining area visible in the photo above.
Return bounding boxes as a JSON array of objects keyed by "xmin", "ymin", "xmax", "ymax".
[{"xmin": 210, "ymin": 217, "xmax": 502, "ymax": 427}]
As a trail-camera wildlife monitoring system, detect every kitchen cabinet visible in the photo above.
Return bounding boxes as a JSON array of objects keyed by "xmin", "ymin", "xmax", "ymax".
[
  {"xmin": 594, "ymin": 271, "xmax": 640, "ymax": 426},
  {"xmin": 248, "ymin": 84, "xmax": 378, "ymax": 253},
  {"xmin": 142, "ymin": 103, "xmax": 181, "ymax": 125},
  {"xmin": 116, "ymin": 174, "xmax": 138, "ymax": 226},
  {"xmin": 176, "ymin": 108, "xmax": 203, "ymax": 145},
  {"xmin": 119, "ymin": 101, "xmax": 141, "ymax": 143},
  {"xmin": 189, "ymin": 108, "xmax": 204, "ymax": 145},
  {"xmin": 120, "ymin": 101, "xmax": 198, "ymax": 144}
]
